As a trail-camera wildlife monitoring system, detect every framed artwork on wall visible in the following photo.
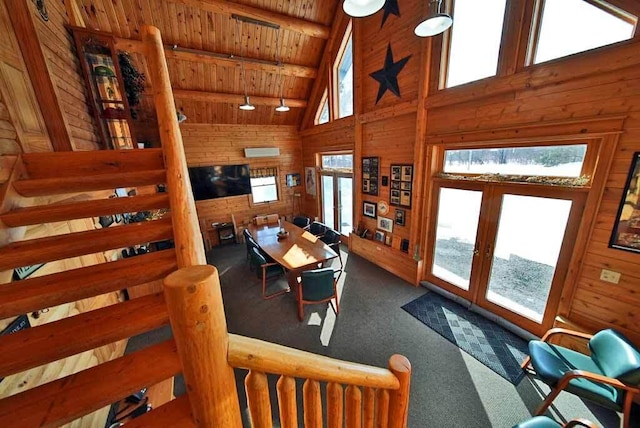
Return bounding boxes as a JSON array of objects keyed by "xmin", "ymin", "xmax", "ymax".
[
  {"xmin": 362, "ymin": 157, "xmax": 379, "ymax": 196},
  {"xmin": 374, "ymin": 230, "xmax": 385, "ymax": 243},
  {"xmin": 390, "ymin": 164, "xmax": 413, "ymax": 208},
  {"xmin": 395, "ymin": 209, "xmax": 406, "ymax": 226},
  {"xmin": 363, "ymin": 201, "xmax": 377, "ymax": 218},
  {"xmin": 609, "ymin": 151, "xmax": 640, "ymax": 253},
  {"xmin": 286, "ymin": 173, "xmax": 301, "ymax": 187},
  {"xmin": 377, "ymin": 216, "xmax": 393, "ymax": 233},
  {"xmin": 305, "ymin": 167, "xmax": 316, "ymax": 196}
]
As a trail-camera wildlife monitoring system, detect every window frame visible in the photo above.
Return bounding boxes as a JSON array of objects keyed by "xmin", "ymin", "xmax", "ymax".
[
  {"xmin": 526, "ymin": 0, "xmax": 637, "ymax": 66},
  {"xmin": 333, "ymin": 26, "xmax": 354, "ymax": 119},
  {"xmin": 248, "ymin": 167, "xmax": 281, "ymax": 206},
  {"xmin": 315, "ymin": 89, "xmax": 329, "ymax": 125}
]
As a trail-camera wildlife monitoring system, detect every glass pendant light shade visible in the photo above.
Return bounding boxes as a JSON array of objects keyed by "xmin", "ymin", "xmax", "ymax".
[
  {"xmin": 343, "ymin": 0, "xmax": 385, "ymax": 18},
  {"xmin": 275, "ymin": 98, "xmax": 290, "ymax": 112},
  {"xmin": 415, "ymin": 0, "xmax": 453, "ymax": 37},
  {"xmin": 239, "ymin": 95, "xmax": 255, "ymax": 111}
]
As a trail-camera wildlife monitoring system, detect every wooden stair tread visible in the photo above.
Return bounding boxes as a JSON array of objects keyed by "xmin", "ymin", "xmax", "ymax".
[
  {"xmin": 0, "ymin": 216, "xmax": 173, "ymax": 271},
  {"xmin": 12, "ymin": 170, "xmax": 166, "ymax": 197},
  {"xmin": 21, "ymin": 148, "xmax": 165, "ymax": 179},
  {"xmin": 0, "ymin": 249, "xmax": 177, "ymax": 319},
  {"xmin": 0, "ymin": 292, "xmax": 169, "ymax": 378},
  {"xmin": 0, "ymin": 193, "xmax": 170, "ymax": 227},
  {"xmin": 123, "ymin": 395, "xmax": 195, "ymax": 427},
  {"xmin": 0, "ymin": 340, "xmax": 181, "ymax": 428}
]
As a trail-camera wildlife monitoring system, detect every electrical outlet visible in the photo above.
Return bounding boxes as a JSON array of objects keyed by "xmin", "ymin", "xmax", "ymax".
[{"xmin": 600, "ymin": 269, "xmax": 621, "ymax": 284}]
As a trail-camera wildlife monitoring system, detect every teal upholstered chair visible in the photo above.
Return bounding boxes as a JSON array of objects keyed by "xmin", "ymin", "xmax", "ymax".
[
  {"xmin": 249, "ymin": 247, "xmax": 288, "ymax": 299},
  {"xmin": 320, "ymin": 228, "xmax": 343, "ymax": 267},
  {"xmin": 522, "ymin": 328, "xmax": 640, "ymax": 428},
  {"xmin": 513, "ymin": 416, "xmax": 596, "ymax": 428},
  {"xmin": 297, "ymin": 268, "xmax": 341, "ymax": 321}
]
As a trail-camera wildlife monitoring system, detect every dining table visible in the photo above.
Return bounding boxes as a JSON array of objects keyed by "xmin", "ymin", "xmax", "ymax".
[{"xmin": 247, "ymin": 220, "xmax": 338, "ymax": 287}]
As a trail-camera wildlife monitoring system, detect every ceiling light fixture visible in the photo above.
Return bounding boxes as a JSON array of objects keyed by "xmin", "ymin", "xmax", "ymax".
[
  {"xmin": 274, "ymin": 28, "xmax": 289, "ymax": 113},
  {"xmin": 236, "ymin": 19, "xmax": 255, "ymax": 111},
  {"xmin": 342, "ymin": 0, "xmax": 386, "ymax": 18},
  {"xmin": 414, "ymin": 0, "xmax": 453, "ymax": 37}
]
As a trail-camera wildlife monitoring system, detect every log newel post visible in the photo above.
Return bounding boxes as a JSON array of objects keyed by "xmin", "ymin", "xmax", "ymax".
[
  {"xmin": 387, "ymin": 354, "xmax": 411, "ymax": 428},
  {"xmin": 163, "ymin": 265, "xmax": 242, "ymax": 427},
  {"xmin": 141, "ymin": 24, "xmax": 206, "ymax": 267}
]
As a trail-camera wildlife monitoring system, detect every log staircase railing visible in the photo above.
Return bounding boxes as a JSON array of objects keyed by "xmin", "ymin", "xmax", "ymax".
[{"xmin": 0, "ymin": 24, "xmax": 411, "ymax": 427}]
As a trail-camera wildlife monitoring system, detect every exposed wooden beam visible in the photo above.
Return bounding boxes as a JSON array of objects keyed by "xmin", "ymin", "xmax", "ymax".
[
  {"xmin": 115, "ymin": 38, "xmax": 317, "ymax": 79},
  {"xmin": 8, "ymin": 0, "xmax": 73, "ymax": 151},
  {"xmin": 172, "ymin": 0, "xmax": 330, "ymax": 39},
  {"xmin": 149, "ymin": 89, "xmax": 307, "ymax": 108}
]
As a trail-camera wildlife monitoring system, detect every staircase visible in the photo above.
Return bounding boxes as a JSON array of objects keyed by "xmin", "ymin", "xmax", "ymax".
[{"xmin": 0, "ymin": 25, "xmax": 412, "ymax": 428}]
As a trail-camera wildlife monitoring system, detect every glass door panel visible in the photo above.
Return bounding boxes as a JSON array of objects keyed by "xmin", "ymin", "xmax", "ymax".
[
  {"xmin": 484, "ymin": 195, "xmax": 572, "ymax": 323},
  {"xmin": 322, "ymin": 175, "xmax": 335, "ymax": 228},
  {"xmin": 432, "ymin": 188, "xmax": 483, "ymax": 291},
  {"xmin": 338, "ymin": 176, "xmax": 353, "ymax": 235}
]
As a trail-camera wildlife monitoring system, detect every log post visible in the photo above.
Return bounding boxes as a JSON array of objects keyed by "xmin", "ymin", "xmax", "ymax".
[
  {"xmin": 141, "ymin": 25, "xmax": 206, "ymax": 267},
  {"xmin": 163, "ymin": 265, "xmax": 242, "ymax": 427},
  {"xmin": 387, "ymin": 355, "xmax": 411, "ymax": 428}
]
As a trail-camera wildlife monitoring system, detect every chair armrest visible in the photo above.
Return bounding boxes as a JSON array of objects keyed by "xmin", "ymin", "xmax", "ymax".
[
  {"xmin": 539, "ymin": 328, "xmax": 593, "ymax": 343},
  {"xmin": 333, "ymin": 269, "xmax": 343, "ymax": 279},
  {"xmin": 557, "ymin": 369, "xmax": 640, "ymax": 394},
  {"xmin": 263, "ymin": 262, "xmax": 281, "ymax": 268},
  {"xmin": 565, "ymin": 419, "xmax": 599, "ymax": 428}
]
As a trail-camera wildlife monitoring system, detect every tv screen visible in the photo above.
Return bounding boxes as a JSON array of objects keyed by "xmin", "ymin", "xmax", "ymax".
[{"xmin": 188, "ymin": 164, "xmax": 251, "ymax": 201}]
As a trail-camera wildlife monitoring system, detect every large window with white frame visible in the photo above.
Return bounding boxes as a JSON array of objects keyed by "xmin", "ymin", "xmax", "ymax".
[{"xmin": 250, "ymin": 167, "xmax": 279, "ymax": 204}]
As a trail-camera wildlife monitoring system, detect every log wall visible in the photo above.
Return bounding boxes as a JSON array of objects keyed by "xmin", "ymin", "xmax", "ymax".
[{"xmin": 181, "ymin": 124, "xmax": 303, "ymax": 228}]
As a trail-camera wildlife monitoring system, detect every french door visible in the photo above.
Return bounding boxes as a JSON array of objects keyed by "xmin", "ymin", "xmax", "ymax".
[
  {"xmin": 321, "ymin": 173, "xmax": 353, "ymax": 236},
  {"xmin": 427, "ymin": 180, "xmax": 586, "ymax": 335}
]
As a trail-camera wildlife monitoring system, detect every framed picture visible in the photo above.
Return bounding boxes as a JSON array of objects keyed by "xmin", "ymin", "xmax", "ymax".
[
  {"xmin": 363, "ymin": 201, "xmax": 377, "ymax": 218},
  {"xmin": 374, "ymin": 230, "xmax": 385, "ymax": 243},
  {"xmin": 395, "ymin": 209, "xmax": 406, "ymax": 226},
  {"xmin": 286, "ymin": 173, "xmax": 301, "ymax": 187},
  {"xmin": 609, "ymin": 152, "xmax": 640, "ymax": 253},
  {"xmin": 390, "ymin": 164, "xmax": 413, "ymax": 208},
  {"xmin": 401, "ymin": 181, "xmax": 411, "ymax": 191},
  {"xmin": 363, "ymin": 179, "xmax": 370, "ymax": 193},
  {"xmin": 400, "ymin": 238, "xmax": 410, "ymax": 253},
  {"xmin": 305, "ymin": 167, "xmax": 316, "ymax": 196},
  {"xmin": 402, "ymin": 166, "xmax": 413, "ymax": 182},
  {"xmin": 391, "ymin": 166, "xmax": 401, "ymax": 180},
  {"xmin": 377, "ymin": 216, "xmax": 393, "ymax": 233},
  {"xmin": 362, "ymin": 157, "xmax": 379, "ymax": 196},
  {"xmin": 384, "ymin": 235, "xmax": 392, "ymax": 246}
]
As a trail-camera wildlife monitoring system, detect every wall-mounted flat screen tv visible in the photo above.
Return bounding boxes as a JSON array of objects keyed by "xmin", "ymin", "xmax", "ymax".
[{"xmin": 188, "ymin": 164, "xmax": 251, "ymax": 201}]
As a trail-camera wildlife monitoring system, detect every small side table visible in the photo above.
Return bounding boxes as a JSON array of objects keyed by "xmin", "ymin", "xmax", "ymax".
[{"xmin": 216, "ymin": 223, "xmax": 236, "ymax": 246}]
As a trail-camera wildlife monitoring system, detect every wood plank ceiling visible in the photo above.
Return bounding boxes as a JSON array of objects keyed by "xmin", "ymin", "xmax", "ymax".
[{"xmin": 74, "ymin": 0, "xmax": 340, "ymax": 126}]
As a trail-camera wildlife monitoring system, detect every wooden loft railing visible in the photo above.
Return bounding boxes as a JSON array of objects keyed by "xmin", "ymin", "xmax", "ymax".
[{"xmin": 0, "ymin": 23, "xmax": 411, "ymax": 427}]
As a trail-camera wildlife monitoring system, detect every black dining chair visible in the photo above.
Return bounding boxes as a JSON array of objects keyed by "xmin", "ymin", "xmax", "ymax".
[
  {"xmin": 320, "ymin": 228, "xmax": 343, "ymax": 267},
  {"xmin": 308, "ymin": 221, "xmax": 327, "ymax": 237},
  {"xmin": 293, "ymin": 215, "xmax": 311, "ymax": 229},
  {"xmin": 249, "ymin": 247, "xmax": 289, "ymax": 300}
]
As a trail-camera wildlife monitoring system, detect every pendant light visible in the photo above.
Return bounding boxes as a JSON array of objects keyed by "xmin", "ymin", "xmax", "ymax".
[
  {"xmin": 236, "ymin": 19, "xmax": 255, "ymax": 111},
  {"xmin": 415, "ymin": 0, "xmax": 453, "ymax": 37},
  {"xmin": 342, "ymin": 0, "xmax": 385, "ymax": 18},
  {"xmin": 274, "ymin": 28, "xmax": 290, "ymax": 112}
]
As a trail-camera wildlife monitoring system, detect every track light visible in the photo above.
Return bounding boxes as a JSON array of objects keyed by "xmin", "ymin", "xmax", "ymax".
[
  {"xmin": 342, "ymin": 0, "xmax": 385, "ymax": 18},
  {"xmin": 415, "ymin": 0, "xmax": 453, "ymax": 37}
]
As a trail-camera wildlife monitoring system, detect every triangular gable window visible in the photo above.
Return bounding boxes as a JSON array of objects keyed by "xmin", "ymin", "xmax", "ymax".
[
  {"xmin": 316, "ymin": 90, "xmax": 329, "ymax": 125},
  {"xmin": 533, "ymin": 0, "xmax": 636, "ymax": 64}
]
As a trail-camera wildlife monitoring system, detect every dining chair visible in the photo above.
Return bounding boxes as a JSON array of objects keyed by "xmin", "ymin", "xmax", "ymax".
[
  {"xmin": 522, "ymin": 328, "xmax": 640, "ymax": 428},
  {"xmin": 308, "ymin": 221, "xmax": 327, "ymax": 237},
  {"xmin": 296, "ymin": 267, "xmax": 341, "ymax": 321},
  {"xmin": 293, "ymin": 215, "xmax": 311, "ymax": 229},
  {"xmin": 320, "ymin": 228, "xmax": 342, "ymax": 267},
  {"xmin": 514, "ymin": 416, "xmax": 597, "ymax": 428},
  {"xmin": 249, "ymin": 247, "xmax": 289, "ymax": 299}
]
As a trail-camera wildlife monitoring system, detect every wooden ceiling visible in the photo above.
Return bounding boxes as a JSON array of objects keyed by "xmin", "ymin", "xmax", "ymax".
[{"xmin": 74, "ymin": 0, "xmax": 341, "ymax": 126}]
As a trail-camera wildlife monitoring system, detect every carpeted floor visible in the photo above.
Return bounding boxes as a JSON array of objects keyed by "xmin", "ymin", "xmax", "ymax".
[{"xmin": 127, "ymin": 243, "xmax": 630, "ymax": 428}]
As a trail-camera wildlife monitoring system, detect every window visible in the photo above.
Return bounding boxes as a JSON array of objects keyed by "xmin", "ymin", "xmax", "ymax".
[
  {"xmin": 443, "ymin": 144, "xmax": 588, "ymax": 177},
  {"xmin": 445, "ymin": 0, "xmax": 508, "ymax": 88},
  {"xmin": 315, "ymin": 89, "xmax": 329, "ymax": 125},
  {"xmin": 250, "ymin": 167, "xmax": 278, "ymax": 203},
  {"xmin": 532, "ymin": 0, "xmax": 636, "ymax": 65},
  {"xmin": 322, "ymin": 154, "xmax": 354, "ymax": 171},
  {"xmin": 336, "ymin": 34, "xmax": 353, "ymax": 119}
]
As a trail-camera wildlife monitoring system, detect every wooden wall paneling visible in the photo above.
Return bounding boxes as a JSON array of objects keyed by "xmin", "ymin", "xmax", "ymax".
[
  {"xmin": 6, "ymin": 0, "xmax": 73, "ymax": 151},
  {"xmin": 181, "ymin": 124, "xmax": 303, "ymax": 228}
]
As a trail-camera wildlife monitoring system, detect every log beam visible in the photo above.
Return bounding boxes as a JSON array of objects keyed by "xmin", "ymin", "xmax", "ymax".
[
  {"xmin": 170, "ymin": 90, "xmax": 307, "ymax": 108},
  {"xmin": 173, "ymin": 0, "xmax": 330, "ymax": 39},
  {"xmin": 115, "ymin": 38, "xmax": 317, "ymax": 79}
]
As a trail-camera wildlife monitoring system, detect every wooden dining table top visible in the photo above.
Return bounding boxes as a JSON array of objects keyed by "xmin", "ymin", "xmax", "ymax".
[{"xmin": 247, "ymin": 220, "xmax": 337, "ymax": 271}]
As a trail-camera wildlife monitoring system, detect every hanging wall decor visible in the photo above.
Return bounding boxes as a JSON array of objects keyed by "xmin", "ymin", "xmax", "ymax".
[
  {"xmin": 362, "ymin": 157, "xmax": 379, "ymax": 196},
  {"xmin": 369, "ymin": 43, "xmax": 411, "ymax": 104},
  {"xmin": 390, "ymin": 164, "xmax": 413, "ymax": 208},
  {"xmin": 609, "ymin": 151, "xmax": 640, "ymax": 253},
  {"xmin": 381, "ymin": 0, "xmax": 400, "ymax": 28}
]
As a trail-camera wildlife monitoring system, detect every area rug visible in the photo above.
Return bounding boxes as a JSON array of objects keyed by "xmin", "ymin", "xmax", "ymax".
[{"xmin": 402, "ymin": 292, "xmax": 528, "ymax": 385}]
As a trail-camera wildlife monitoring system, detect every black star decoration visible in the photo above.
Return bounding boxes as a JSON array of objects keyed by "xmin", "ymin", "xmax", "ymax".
[
  {"xmin": 369, "ymin": 43, "xmax": 411, "ymax": 104},
  {"xmin": 381, "ymin": 0, "xmax": 400, "ymax": 28}
]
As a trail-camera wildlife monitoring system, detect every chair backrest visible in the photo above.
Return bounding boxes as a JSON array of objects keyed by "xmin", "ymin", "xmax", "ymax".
[
  {"xmin": 309, "ymin": 221, "xmax": 327, "ymax": 236},
  {"xmin": 250, "ymin": 246, "xmax": 267, "ymax": 266},
  {"xmin": 589, "ymin": 329, "xmax": 640, "ymax": 384},
  {"xmin": 293, "ymin": 216, "xmax": 311, "ymax": 228},
  {"xmin": 243, "ymin": 228, "xmax": 252, "ymax": 242},
  {"xmin": 300, "ymin": 268, "xmax": 336, "ymax": 302},
  {"xmin": 321, "ymin": 229, "xmax": 340, "ymax": 245}
]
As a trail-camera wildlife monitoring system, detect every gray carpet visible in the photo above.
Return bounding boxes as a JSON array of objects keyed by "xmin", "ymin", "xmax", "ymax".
[{"xmin": 127, "ymin": 243, "xmax": 628, "ymax": 428}]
